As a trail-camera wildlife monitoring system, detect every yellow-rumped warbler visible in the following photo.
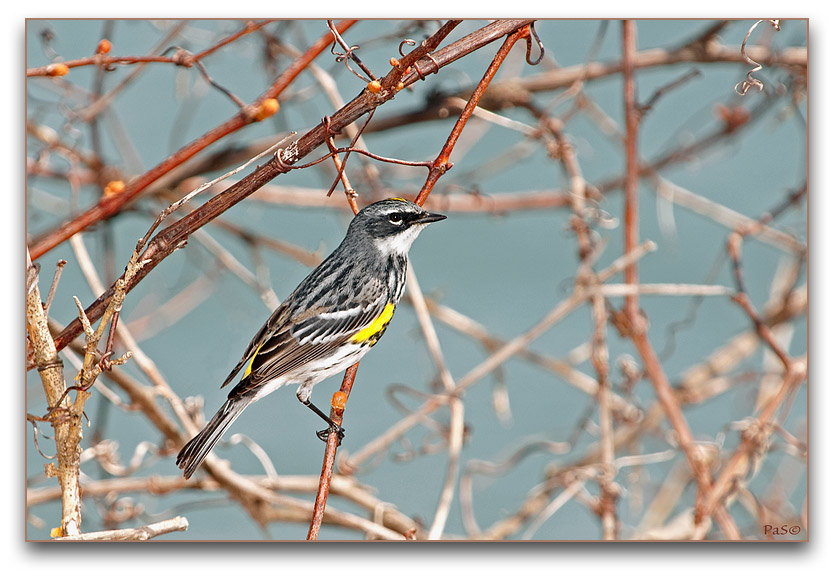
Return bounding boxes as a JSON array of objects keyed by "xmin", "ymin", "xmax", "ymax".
[{"xmin": 177, "ymin": 198, "xmax": 446, "ymax": 479}]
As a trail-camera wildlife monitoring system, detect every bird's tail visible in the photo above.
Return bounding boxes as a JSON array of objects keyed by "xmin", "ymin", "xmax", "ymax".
[{"xmin": 176, "ymin": 396, "xmax": 251, "ymax": 479}]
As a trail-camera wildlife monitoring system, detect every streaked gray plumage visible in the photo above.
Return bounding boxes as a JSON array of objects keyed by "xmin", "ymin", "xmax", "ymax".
[{"xmin": 177, "ymin": 198, "xmax": 445, "ymax": 479}]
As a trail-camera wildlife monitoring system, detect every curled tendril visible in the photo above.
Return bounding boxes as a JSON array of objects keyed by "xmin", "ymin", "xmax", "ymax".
[
  {"xmin": 28, "ymin": 418, "xmax": 57, "ymax": 460},
  {"xmin": 328, "ymin": 20, "xmax": 375, "ymax": 82},
  {"xmin": 330, "ymin": 41, "xmax": 370, "ymax": 82},
  {"xmin": 412, "ymin": 53, "xmax": 440, "ymax": 80},
  {"xmin": 399, "ymin": 38, "xmax": 416, "ymax": 57},
  {"xmin": 525, "ymin": 23, "xmax": 545, "ymax": 65},
  {"xmin": 734, "ymin": 19, "xmax": 781, "ymax": 96}
]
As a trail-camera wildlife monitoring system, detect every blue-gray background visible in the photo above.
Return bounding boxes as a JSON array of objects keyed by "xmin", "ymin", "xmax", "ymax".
[{"xmin": 26, "ymin": 19, "xmax": 807, "ymax": 540}]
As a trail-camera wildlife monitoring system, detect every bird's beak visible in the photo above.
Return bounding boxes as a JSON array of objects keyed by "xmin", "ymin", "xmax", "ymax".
[{"xmin": 415, "ymin": 211, "xmax": 447, "ymax": 224}]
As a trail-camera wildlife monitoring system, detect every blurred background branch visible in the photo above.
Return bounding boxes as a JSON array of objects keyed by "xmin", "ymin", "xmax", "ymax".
[{"xmin": 26, "ymin": 18, "xmax": 807, "ymax": 541}]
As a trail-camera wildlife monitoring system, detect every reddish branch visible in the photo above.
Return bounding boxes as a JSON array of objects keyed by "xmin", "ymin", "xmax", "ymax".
[
  {"xmin": 28, "ymin": 19, "xmax": 535, "ymax": 369},
  {"xmin": 619, "ymin": 20, "xmax": 741, "ymax": 540},
  {"xmin": 26, "ymin": 20, "xmax": 806, "ymax": 541},
  {"xmin": 686, "ymin": 219, "xmax": 808, "ymax": 535},
  {"xmin": 414, "ymin": 27, "xmax": 531, "ymax": 206},
  {"xmin": 27, "ymin": 21, "xmax": 275, "ymax": 78},
  {"xmin": 305, "ymin": 23, "xmax": 535, "ymax": 540},
  {"xmin": 27, "ymin": 17, "xmax": 536, "ymax": 537},
  {"xmin": 28, "ymin": 20, "xmax": 357, "ymax": 260},
  {"xmin": 307, "ymin": 364, "xmax": 358, "ymax": 540},
  {"xmin": 697, "ymin": 361, "xmax": 806, "ymax": 531},
  {"xmin": 622, "ymin": 21, "xmax": 640, "ymax": 324}
]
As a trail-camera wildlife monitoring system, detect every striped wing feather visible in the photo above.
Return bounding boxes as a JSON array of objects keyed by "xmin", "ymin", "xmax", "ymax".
[{"xmin": 222, "ymin": 276, "xmax": 389, "ymax": 397}]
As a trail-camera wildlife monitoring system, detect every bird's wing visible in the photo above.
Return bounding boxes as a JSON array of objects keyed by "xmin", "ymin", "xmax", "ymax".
[
  {"xmin": 219, "ymin": 301, "xmax": 291, "ymax": 389},
  {"xmin": 223, "ymin": 275, "xmax": 391, "ymax": 397}
]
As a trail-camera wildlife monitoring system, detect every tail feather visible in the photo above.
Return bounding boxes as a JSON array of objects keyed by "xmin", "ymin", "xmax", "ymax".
[{"xmin": 176, "ymin": 396, "xmax": 251, "ymax": 479}]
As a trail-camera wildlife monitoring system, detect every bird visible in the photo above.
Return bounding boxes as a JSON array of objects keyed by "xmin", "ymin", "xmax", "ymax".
[{"xmin": 176, "ymin": 197, "xmax": 446, "ymax": 479}]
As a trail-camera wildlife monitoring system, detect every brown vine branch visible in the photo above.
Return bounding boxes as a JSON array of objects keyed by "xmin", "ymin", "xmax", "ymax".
[
  {"xmin": 694, "ymin": 358, "xmax": 806, "ymax": 538},
  {"xmin": 415, "ymin": 26, "xmax": 532, "ymax": 206},
  {"xmin": 26, "ymin": 20, "xmax": 803, "ymax": 540},
  {"xmin": 27, "ymin": 20, "xmax": 274, "ymax": 77},
  {"xmin": 52, "ymin": 516, "xmax": 189, "ymax": 541},
  {"xmin": 25, "ymin": 250, "xmax": 84, "ymax": 537},
  {"xmin": 307, "ymin": 363, "xmax": 358, "ymax": 540},
  {"xmin": 328, "ymin": 19, "xmax": 377, "ymax": 82},
  {"xmin": 306, "ymin": 20, "xmax": 470, "ymax": 539},
  {"xmin": 29, "ymin": 20, "xmax": 357, "ymax": 260},
  {"xmin": 622, "ymin": 20, "xmax": 641, "ymax": 326},
  {"xmin": 681, "ymin": 209, "xmax": 808, "ymax": 537},
  {"xmin": 620, "ymin": 21, "xmax": 740, "ymax": 540},
  {"xmin": 32, "ymin": 19, "xmax": 538, "ymax": 369},
  {"xmin": 345, "ymin": 240, "xmax": 657, "ymax": 472},
  {"xmin": 305, "ymin": 21, "xmax": 535, "ymax": 541}
]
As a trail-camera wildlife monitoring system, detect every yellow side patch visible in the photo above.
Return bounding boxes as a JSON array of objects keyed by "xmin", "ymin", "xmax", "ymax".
[
  {"xmin": 351, "ymin": 303, "xmax": 395, "ymax": 344},
  {"xmin": 243, "ymin": 343, "xmax": 263, "ymax": 377}
]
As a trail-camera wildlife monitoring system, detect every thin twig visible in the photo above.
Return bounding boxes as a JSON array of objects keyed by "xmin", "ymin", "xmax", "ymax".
[
  {"xmin": 621, "ymin": 20, "xmax": 739, "ymax": 540},
  {"xmin": 38, "ymin": 19, "xmax": 531, "ymax": 364},
  {"xmin": 43, "ymin": 259, "xmax": 67, "ymax": 317},
  {"xmin": 346, "ymin": 241, "xmax": 657, "ymax": 471},
  {"xmin": 26, "ymin": 249, "xmax": 84, "ymax": 537},
  {"xmin": 407, "ymin": 266, "xmax": 462, "ymax": 540},
  {"xmin": 306, "ymin": 20, "xmax": 533, "ymax": 541},
  {"xmin": 307, "ymin": 364, "xmax": 358, "ymax": 540},
  {"xmin": 52, "ymin": 516, "xmax": 189, "ymax": 541},
  {"xmin": 29, "ymin": 20, "xmax": 358, "ymax": 259},
  {"xmin": 415, "ymin": 25, "xmax": 534, "ymax": 206}
]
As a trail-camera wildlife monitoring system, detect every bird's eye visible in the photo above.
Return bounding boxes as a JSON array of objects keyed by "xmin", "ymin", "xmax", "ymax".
[{"xmin": 388, "ymin": 213, "xmax": 404, "ymax": 225}]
